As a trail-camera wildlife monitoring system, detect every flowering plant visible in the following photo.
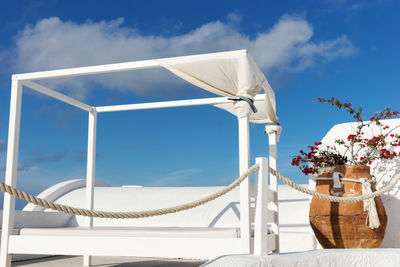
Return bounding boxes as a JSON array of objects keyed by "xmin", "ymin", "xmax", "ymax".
[{"xmin": 292, "ymin": 97, "xmax": 400, "ymax": 175}]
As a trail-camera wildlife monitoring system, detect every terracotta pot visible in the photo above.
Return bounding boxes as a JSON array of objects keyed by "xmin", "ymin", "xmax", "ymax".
[{"xmin": 309, "ymin": 165, "xmax": 387, "ymax": 248}]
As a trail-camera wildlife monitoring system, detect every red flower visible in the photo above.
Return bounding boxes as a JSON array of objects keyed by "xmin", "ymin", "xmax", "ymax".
[
  {"xmin": 294, "ymin": 97, "xmax": 400, "ymax": 176},
  {"xmin": 306, "ymin": 152, "xmax": 315, "ymax": 159},
  {"xmin": 291, "ymin": 156, "xmax": 301, "ymax": 166},
  {"xmin": 347, "ymin": 134, "xmax": 357, "ymax": 141},
  {"xmin": 302, "ymin": 167, "xmax": 315, "ymax": 175},
  {"xmin": 380, "ymin": 148, "xmax": 391, "ymax": 159}
]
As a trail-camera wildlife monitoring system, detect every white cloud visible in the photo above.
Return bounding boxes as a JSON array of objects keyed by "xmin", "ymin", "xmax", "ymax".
[{"xmin": 7, "ymin": 14, "xmax": 357, "ymax": 99}]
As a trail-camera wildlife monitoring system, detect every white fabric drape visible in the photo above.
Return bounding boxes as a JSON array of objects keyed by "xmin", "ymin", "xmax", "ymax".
[
  {"xmin": 214, "ymin": 97, "xmax": 276, "ymax": 124},
  {"xmin": 156, "ymin": 50, "xmax": 278, "ymax": 123}
]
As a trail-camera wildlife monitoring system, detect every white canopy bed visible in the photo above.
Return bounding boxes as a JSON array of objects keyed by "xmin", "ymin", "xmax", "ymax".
[{"xmin": 1, "ymin": 50, "xmax": 282, "ymax": 266}]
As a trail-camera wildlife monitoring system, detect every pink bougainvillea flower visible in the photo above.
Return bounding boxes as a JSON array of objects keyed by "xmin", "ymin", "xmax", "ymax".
[
  {"xmin": 347, "ymin": 134, "xmax": 357, "ymax": 141},
  {"xmin": 292, "ymin": 97, "xmax": 400, "ymax": 176}
]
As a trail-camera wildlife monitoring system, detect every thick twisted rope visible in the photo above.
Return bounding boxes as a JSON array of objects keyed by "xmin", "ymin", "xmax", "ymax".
[
  {"xmin": 269, "ymin": 167, "xmax": 400, "ymax": 203},
  {"xmin": 315, "ymin": 177, "xmax": 374, "ymax": 183},
  {"xmin": 0, "ymin": 164, "xmax": 260, "ymax": 219},
  {"xmin": 2, "ymin": 164, "xmax": 399, "ymax": 219}
]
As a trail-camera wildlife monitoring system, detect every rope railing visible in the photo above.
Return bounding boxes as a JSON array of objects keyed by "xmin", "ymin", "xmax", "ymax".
[
  {"xmin": 0, "ymin": 164, "xmax": 260, "ymax": 219},
  {"xmin": 0, "ymin": 164, "xmax": 399, "ymax": 219},
  {"xmin": 269, "ymin": 167, "xmax": 400, "ymax": 203}
]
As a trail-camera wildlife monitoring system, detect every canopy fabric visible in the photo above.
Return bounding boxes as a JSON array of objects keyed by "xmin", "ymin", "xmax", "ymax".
[
  {"xmin": 156, "ymin": 50, "xmax": 278, "ymax": 123},
  {"xmin": 214, "ymin": 98, "xmax": 274, "ymax": 124}
]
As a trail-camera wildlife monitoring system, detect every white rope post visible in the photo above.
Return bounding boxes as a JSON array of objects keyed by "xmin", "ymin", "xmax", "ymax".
[
  {"xmin": 83, "ymin": 108, "xmax": 97, "ymax": 267},
  {"xmin": 254, "ymin": 157, "xmax": 269, "ymax": 255},
  {"xmin": 0, "ymin": 80, "xmax": 22, "ymax": 267},
  {"xmin": 265, "ymin": 123, "xmax": 281, "ymax": 252},
  {"xmin": 238, "ymin": 115, "xmax": 251, "ymax": 254}
]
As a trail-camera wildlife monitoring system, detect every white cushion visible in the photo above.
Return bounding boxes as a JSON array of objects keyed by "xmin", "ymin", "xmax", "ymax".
[{"xmin": 19, "ymin": 227, "xmax": 242, "ymax": 238}]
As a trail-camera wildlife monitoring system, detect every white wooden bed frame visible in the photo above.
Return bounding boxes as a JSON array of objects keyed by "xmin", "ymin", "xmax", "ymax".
[{"xmin": 1, "ymin": 51, "xmax": 281, "ymax": 267}]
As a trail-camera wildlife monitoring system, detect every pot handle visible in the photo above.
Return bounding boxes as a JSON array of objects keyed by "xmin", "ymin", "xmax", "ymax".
[{"xmin": 330, "ymin": 172, "xmax": 344, "ymax": 197}]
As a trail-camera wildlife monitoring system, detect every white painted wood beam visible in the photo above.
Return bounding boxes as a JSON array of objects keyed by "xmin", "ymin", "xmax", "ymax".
[
  {"xmin": 266, "ymin": 127, "xmax": 281, "ymax": 253},
  {"xmin": 83, "ymin": 109, "xmax": 97, "ymax": 266},
  {"xmin": 12, "ymin": 50, "xmax": 246, "ymax": 81},
  {"xmin": 22, "ymin": 80, "xmax": 92, "ymax": 112},
  {"xmin": 0, "ymin": 80, "xmax": 23, "ymax": 267},
  {"xmin": 96, "ymin": 94, "xmax": 265, "ymax": 113},
  {"xmin": 13, "ymin": 60, "xmax": 159, "ymax": 81}
]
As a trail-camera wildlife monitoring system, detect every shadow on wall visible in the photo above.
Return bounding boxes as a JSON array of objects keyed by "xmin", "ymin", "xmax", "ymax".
[
  {"xmin": 208, "ymin": 202, "xmax": 240, "ymax": 228},
  {"xmin": 373, "ymin": 159, "xmax": 400, "ymax": 248},
  {"xmin": 381, "ymin": 197, "xmax": 400, "ymax": 248}
]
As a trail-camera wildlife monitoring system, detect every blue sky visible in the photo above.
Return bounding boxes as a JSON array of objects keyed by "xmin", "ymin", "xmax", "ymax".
[{"xmin": 0, "ymin": 0, "xmax": 399, "ymax": 209}]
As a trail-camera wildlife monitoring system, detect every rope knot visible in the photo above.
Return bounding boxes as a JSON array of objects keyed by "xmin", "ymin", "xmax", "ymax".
[{"xmin": 361, "ymin": 177, "xmax": 380, "ymax": 229}]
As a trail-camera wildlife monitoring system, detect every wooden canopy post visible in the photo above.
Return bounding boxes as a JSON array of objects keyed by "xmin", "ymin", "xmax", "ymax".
[
  {"xmin": 83, "ymin": 108, "xmax": 97, "ymax": 266},
  {"xmin": 254, "ymin": 157, "xmax": 269, "ymax": 255},
  {"xmin": 238, "ymin": 115, "xmax": 251, "ymax": 253},
  {"xmin": 265, "ymin": 123, "xmax": 282, "ymax": 252},
  {"xmin": 0, "ymin": 80, "xmax": 23, "ymax": 267}
]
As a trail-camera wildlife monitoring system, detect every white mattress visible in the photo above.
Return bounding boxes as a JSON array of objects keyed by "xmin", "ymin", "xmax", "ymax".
[
  {"xmin": 19, "ymin": 227, "xmax": 242, "ymax": 238},
  {"xmin": 18, "ymin": 226, "xmax": 269, "ymax": 238}
]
